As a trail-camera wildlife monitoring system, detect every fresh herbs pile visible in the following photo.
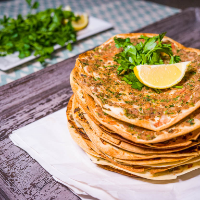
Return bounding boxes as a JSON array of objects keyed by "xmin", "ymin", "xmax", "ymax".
[
  {"xmin": 0, "ymin": 0, "xmax": 79, "ymax": 63},
  {"xmin": 114, "ymin": 32, "xmax": 181, "ymax": 91}
]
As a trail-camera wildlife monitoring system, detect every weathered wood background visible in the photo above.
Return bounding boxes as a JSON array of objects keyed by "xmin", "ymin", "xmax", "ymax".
[{"xmin": 1, "ymin": 7, "xmax": 200, "ymax": 200}]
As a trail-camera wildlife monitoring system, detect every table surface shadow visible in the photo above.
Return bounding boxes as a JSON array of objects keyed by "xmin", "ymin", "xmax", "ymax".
[{"xmin": 1, "ymin": 7, "xmax": 200, "ymax": 200}]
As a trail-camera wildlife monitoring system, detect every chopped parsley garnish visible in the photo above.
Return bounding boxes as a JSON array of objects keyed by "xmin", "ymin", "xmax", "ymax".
[
  {"xmin": 0, "ymin": 0, "xmax": 79, "ymax": 63},
  {"xmin": 188, "ymin": 118, "xmax": 195, "ymax": 125},
  {"xmin": 113, "ymin": 32, "xmax": 181, "ymax": 90},
  {"xmin": 173, "ymin": 86, "xmax": 183, "ymax": 89}
]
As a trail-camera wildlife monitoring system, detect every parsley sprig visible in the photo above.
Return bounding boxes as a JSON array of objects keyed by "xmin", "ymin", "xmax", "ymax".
[
  {"xmin": 0, "ymin": 0, "xmax": 79, "ymax": 63},
  {"xmin": 114, "ymin": 32, "xmax": 181, "ymax": 90},
  {"xmin": 26, "ymin": 0, "xmax": 40, "ymax": 11}
]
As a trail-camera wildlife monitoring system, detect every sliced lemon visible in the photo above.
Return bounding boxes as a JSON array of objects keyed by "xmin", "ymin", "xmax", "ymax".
[
  {"xmin": 71, "ymin": 13, "xmax": 88, "ymax": 31},
  {"xmin": 134, "ymin": 61, "xmax": 191, "ymax": 89},
  {"xmin": 64, "ymin": 5, "xmax": 71, "ymax": 11}
]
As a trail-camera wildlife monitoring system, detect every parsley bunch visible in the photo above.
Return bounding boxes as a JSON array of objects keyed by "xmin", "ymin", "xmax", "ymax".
[
  {"xmin": 0, "ymin": 0, "xmax": 79, "ymax": 63},
  {"xmin": 114, "ymin": 32, "xmax": 181, "ymax": 90}
]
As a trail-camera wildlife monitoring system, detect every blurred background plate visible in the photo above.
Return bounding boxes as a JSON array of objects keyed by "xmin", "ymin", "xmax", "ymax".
[{"xmin": 0, "ymin": 16, "xmax": 113, "ymax": 71}]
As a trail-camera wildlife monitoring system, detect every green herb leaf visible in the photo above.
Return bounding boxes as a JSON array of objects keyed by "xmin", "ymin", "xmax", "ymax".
[
  {"xmin": 173, "ymin": 86, "xmax": 183, "ymax": 89},
  {"xmin": 32, "ymin": 1, "xmax": 39, "ymax": 9},
  {"xmin": 124, "ymin": 45, "xmax": 136, "ymax": 55},
  {"xmin": 113, "ymin": 33, "xmax": 181, "ymax": 91},
  {"xmin": 158, "ymin": 32, "xmax": 166, "ymax": 42},
  {"xmin": 26, "ymin": 0, "xmax": 32, "ymax": 7},
  {"xmin": 188, "ymin": 119, "xmax": 195, "ymax": 125},
  {"xmin": 67, "ymin": 43, "xmax": 72, "ymax": 51},
  {"xmin": 143, "ymin": 37, "xmax": 157, "ymax": 53},
  {"xmin": 170, "ymin": 55, "xmax": 181, "ymax": 64},
  {"xmin": 0, "ymin": 1, "xmax": 79, "ymax": 63},
  {"xmin": 122, "ymin": 72, "xmax": 144, "ymax": 90}
]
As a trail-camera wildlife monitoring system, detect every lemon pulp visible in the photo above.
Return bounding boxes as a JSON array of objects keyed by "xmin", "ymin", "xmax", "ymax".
[
  {"xmin": 134, "ymin": 61, "xmax": 191, "ymax": 89},
  {"xmin": 71, "ymin": 13, "xmax": 88, "ymax": 31}
]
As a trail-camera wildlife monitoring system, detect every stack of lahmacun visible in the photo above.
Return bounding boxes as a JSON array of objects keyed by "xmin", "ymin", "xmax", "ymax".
[{"xmin": 66, "ymin": 33, "xmax": 200, "ymax": 180}]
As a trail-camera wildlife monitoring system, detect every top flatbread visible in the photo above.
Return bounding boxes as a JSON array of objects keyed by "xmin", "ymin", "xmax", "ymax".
[
  {"xmin": 74, "ymin": 33, "xmax": 200, "ymax": 131},
  {"xmin": 71, "ymin": 69, "xmax": 200, "ymax": 144}
]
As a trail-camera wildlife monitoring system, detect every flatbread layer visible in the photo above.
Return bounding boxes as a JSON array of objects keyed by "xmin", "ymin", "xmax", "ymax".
[
  {"xmin": 72, "ymin": 96, "xmax": 200, "ymax": 161},
  {"xmin": 97, "ymin": 164, "xmax": 138, "ymax": 177},
  {"xmin": 71, "ymin": 73, "xmax": 200, "ymax": 146},
  {"xmin": 80, "ymin": 125, "xmax": 198, "ymax": 168},
  {"xmin": 73, "ymin": 94, "xmax": 200, "ymax": 156},
  {"xmin": 73, "ymin": 33, "xmax": 200, "ymax": 131},
  {"xmin": 88, "ymin": 153, "xmax": 200, "ymax": 180},
  {"xmin": 67, "ymin": 95, "xmax": 200, "ymax": 180}
]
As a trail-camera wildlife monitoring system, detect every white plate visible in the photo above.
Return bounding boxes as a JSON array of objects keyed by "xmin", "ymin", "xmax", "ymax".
[{"xmin": 0, "ymin": 16, "xmax": 113, "ymax": 71}]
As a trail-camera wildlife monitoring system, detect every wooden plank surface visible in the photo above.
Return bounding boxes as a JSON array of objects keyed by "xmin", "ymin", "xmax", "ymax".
[
  {"xmin": 145, "ymin": 0, "xmax": 200, "ymax": 10},
  {"xmin": 0, "ymin": 57, "xmax": 80, "ymax": 200},
  {"xmin": 1, "ymin": 7, "xmax": 200, "ymax": 200}
]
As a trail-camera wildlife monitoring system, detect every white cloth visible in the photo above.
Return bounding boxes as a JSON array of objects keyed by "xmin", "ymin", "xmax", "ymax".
[{"xmin": 10, "ymin": 108, "xmax": 200, "ymax": 200}]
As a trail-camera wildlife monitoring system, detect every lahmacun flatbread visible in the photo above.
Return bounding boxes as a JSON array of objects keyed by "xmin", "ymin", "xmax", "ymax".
[
  {"xmin": 73, "ymin": 33, "xmax": 200, "ymax": 131},
  {"xmin": 72, "ymin": 92, "xmax": 200, "ymax": 155},
  {"xmin": 67, "ymin": 33, "xmax": 200, "ymax": 180},
  {"xmin": 67, "ymin": 97, "xmax": 200, "ymax": 180},
  {"xmin": 71, "ymin": 71, "xmax": 200, "ymax": 144},
  {"xmin": 72, "ymin": 96, "xmax": 200, "ymax": 161},
  {"xmin": 67, "ymin": 96, "xmax": 200, "ymax": 179}
]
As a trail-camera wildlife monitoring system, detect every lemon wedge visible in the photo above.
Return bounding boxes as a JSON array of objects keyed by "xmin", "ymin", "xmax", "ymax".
[
  {"xmin": 134, "ymin": 61, "xmax": 191, "ymax": 89},
  {"xmin": 64, "ymin": 5, "xmax": 72, "ymax": 11},
  {"xmin": 71, "ymin": 13, "xmax": 88, "ymax": 31}
]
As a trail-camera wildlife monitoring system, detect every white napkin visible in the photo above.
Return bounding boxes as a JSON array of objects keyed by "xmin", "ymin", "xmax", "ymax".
[{"xmin": 10, "ymin": 108, "xmax": 200, "ymax": 200}]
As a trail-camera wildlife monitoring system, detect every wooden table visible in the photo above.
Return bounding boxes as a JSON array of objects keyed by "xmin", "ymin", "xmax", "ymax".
[
  {"xmin": 146, "ymin": 0, "xmax": 200, "ymax": 9},
  {"xmin": 1, "ymin": 7, "xmax": 200, "ymax": 200}
]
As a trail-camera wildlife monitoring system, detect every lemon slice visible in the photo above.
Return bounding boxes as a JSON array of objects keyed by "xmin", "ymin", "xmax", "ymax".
[
  {"xmin": 71, "ymin": 13, "xmax": 88, "ymax": 31},
  {"xmin": 64, "ymin": 5, "xmax": 72, "ymax": 11},
  {"xmin": 134, "ymin": 61, "xmax": 191, "ymax": 89}
]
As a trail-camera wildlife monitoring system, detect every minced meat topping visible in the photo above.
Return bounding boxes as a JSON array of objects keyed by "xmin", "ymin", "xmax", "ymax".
[{"xmin": 77, "ymin": 38, "xmax": 200, "ymax": 122}]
